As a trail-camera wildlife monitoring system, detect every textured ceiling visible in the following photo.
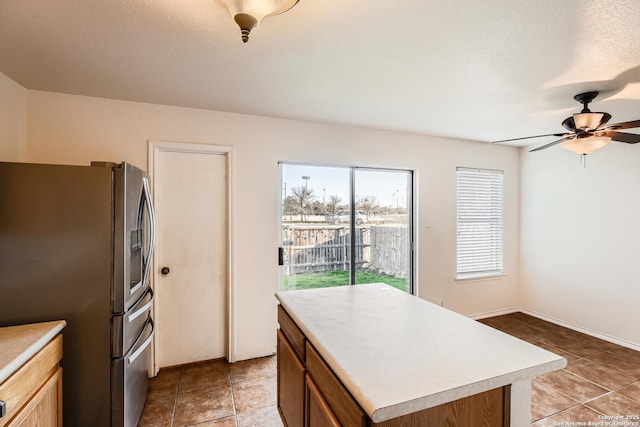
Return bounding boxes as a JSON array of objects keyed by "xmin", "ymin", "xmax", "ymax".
[{"xmin": 1, "ymin": 0, "xmax": 640, "ymax": 146}]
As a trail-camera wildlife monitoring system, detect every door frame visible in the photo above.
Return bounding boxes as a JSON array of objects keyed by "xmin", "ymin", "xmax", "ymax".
[
  {"xmin": 279, "ymin": 162, "xmax": 416, "ymax": 295},
  {"xmin": 148, "ymin": 140, "xmax": 236, "ymax": 374}
]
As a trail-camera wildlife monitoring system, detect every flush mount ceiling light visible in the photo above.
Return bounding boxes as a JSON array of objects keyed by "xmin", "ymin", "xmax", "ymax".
[{"xmin": 220, "ymin": 0, "xmax": 300, "ymax": 43}]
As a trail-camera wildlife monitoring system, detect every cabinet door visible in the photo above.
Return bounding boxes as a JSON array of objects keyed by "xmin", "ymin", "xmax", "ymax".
[
  {"xmin": 306, "ymin": 375, "xmax": 340, "ymax": 427},
  {"xmin": 277, "ymin": 330, "xmax": 306, "ymax": 427},
  {"xmin": 8, "ymin": 367, "xmax": 62, "ymax": 427}
]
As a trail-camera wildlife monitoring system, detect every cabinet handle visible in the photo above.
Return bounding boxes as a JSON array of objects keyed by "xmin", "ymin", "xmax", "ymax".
[{"xmin": 0, "ymin": 399, "xmax": 6, "ymax": 418}]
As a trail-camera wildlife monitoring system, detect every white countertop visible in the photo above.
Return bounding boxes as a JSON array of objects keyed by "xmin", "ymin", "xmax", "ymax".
[
  {"xmin": 275, "ymin": 283, "xmax": 566, "ymax": 423},
  {"xmin": 0, "ymin": 320, "xmax": 66, "ymax": 383}
]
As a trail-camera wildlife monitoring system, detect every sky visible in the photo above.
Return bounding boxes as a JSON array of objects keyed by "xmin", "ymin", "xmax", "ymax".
[{"xmin": 281, "ymin": 164, "xmax": 410, "ymax": 208}]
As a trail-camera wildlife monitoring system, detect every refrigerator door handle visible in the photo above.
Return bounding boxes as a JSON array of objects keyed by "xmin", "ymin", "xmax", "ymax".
[
  {"xmin": 127, "ymin": 288, "xmax": 154, "ymax": 323},
  {"xmin": 141, "ymin": 176, "xmax": 156, "ymax": 289},
  {"xmin": 128, "ymin": 317, "xmax": 154, "ymax": 365}
]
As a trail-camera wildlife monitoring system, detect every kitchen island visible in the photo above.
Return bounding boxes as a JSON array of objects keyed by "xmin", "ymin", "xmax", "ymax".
[{"xmin": 275, "ymin": 283, "xmax": 566, "ymax": 426}]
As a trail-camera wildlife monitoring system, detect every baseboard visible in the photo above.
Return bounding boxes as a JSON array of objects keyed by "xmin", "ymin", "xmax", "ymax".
[
  {"xmin": 468, "ymin": 306, "xmax": 640, "ymax": 352},
  {"xmin": 467, "ymin": 307, "xmax": 521, "ymax": 320},
  {"xmin": 232, "ymin": 351, "xmax": 277, "ymax": 363}
]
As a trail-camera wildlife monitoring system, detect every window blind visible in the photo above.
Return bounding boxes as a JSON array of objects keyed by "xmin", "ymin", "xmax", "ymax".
[{"xmin": 456, "ymin": 167, "xmax": 504, "ymax": 279}]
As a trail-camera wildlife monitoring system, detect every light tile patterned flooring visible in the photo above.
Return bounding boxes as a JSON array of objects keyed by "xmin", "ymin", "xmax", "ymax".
[
  {"xmin": 139, "ymin": 312, "xmax": 640, "ymax": 426},
  {"xmin": 478, "ymin": 312, "xmax": 640, "ymax": 425},
  {"xmin": 137, "ymin": 356, "xmax": 282, "ymax": 427}
]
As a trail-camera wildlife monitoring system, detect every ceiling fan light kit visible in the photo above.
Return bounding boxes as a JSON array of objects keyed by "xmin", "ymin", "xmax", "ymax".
[
  {"xmin": 572, "ymin": 112, "xmax": 605, "ymax": 131},
  {"xmin": 561, "ymin": 135, "xmax": 612, "ymax": 155},
  {"xmin": 219, "ymin": 0, "xmax": 300, "ymax": 43},
  {"xmin": 493, "ymin": 91, "xmax": 640, "ymax": 162}
]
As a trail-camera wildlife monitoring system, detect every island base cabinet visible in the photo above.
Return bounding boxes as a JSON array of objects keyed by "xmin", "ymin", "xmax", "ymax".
[
  {"xmin": 305, "ymin": 344, "xmax": 367, "ymax": 427},
  {"xmin": 277, "ymin": 330, "xmax": 306, "ymax": 427},
  {"xmin": 277, "ymin": 304, "xmax": 512, "ymax": 427},
  {"xmin": 305, "ymin": 375, "xmax": 340, "ymax": 427}
]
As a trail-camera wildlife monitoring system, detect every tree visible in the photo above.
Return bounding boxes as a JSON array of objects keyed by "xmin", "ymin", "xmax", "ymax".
[
  {"xmin": 290, "ymin": 185, "xmax": 314, "ymax": 221},
  {"xmin": 310, "ymin": 200, "xmax": 325, "ymax": 215},
  {"xmin": 326, "ymin": 195, "xmax": 342, "ymax": 215},
  {"xmin": 357, "ymin": 195, "xmax": 378, "ymax": 216},
  {"xmin": 282, "ymin": 196, "xmax": 299, "ymax": 220}
]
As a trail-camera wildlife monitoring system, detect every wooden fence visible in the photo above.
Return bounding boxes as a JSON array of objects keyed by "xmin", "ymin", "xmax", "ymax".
[
  {"xmin": 282, "ymin": 225, "xmax": 408, "ymax": 277},
  {"xmin": 369, "ymin": 226, "xmax": 409, "ymax": 277}
]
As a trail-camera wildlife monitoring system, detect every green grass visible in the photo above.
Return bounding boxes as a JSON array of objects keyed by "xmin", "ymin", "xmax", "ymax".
[{"xmin": 282, "ymin": 270, "xmax": 408, "ymax": 292}]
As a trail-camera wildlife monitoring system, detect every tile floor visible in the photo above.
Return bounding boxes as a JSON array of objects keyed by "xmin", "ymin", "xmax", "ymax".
[
  {"xmin": 138, "ymin": 355, "xmax": 282, "ymax": 427},
  {"xmin": 478, "ymin": 312, "xmax": 640, "ymax": 426},
  {"xmin": 139, "ymin": 312, "xmax": 640, "ymax": 426}
]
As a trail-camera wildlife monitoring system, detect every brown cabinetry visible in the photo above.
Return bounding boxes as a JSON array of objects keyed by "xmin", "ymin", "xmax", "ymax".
[
  {"xmin": 305, "ymin": 344, "xmax": 367, "ymax": 427},
  {"xmin": 277, "ymin": 304, "xmax": 509, "ymax": 427},
  {"xmin": 0, "ymin": 334, "xmax": 63, "ymax": 427},
  {"xmin": 305, "ymin": 375, "xmax": 340, "ymax": 427},
  {"xmin": 277, "ymin": 329, "xmax": 306, "ymax": 427}
]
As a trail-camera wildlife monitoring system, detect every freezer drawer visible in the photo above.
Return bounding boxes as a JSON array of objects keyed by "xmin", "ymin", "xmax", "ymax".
[
  {"xmin": 112, "ymin": 287, "xmax": 154, "ymax": 358},
  {"xmin": 111, "ymin": 315, "xmax": 154, "ymax": 427}
]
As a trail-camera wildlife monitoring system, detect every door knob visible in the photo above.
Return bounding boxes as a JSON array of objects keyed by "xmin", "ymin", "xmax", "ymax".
[{"xmin": 161, "ymin": 267, "xmax": 170, "ymax": 275}]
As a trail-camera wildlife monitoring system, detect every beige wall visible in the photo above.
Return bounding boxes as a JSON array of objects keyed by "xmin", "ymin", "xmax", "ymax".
[
  {"xmin": 520, "ymin": 145, "xmax": 640, "ymax": 348},
  {"xmin": 5, "ymin": 68, "xmax": 636, "ymax": 356},
  {"xmin": 0, "ymin": 73, "xmax": 28, "ymax": 161},
  {"xmin": 24, "ymin": 89, "xmax": 521, "ymax": 360}
]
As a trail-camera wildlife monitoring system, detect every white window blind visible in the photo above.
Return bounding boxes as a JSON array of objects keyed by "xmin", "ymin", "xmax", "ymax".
[{"xmin": 456, "ymin": 167, "xmax": 503, "ymax": 279}]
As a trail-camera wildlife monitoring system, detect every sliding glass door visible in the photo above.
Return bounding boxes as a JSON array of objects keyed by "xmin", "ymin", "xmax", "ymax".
[
  {"xmin": 280, "ymin": 163, "xmax": 413, "ymax": 293},
  {"xmin": 354, "ymin": 168, "xmax": 412, "ymax": 292},
  {"xmin": 280, "ymin": 164, "xmax": 351, "ymax": 289}
]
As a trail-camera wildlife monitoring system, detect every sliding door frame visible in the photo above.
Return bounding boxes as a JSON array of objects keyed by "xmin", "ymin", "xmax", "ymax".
[{"xmin": 279, "ymin": 161, "xmax": 416, "ymax": 295}]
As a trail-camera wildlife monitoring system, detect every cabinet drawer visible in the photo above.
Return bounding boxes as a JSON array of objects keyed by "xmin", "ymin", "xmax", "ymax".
[
  {"xmin": 278, "ymin": 305, "xmax": 306, "ymax": 362},
  {"xmin": 306, "ymin": 343, "xmax": 367, "ymax": 427}
]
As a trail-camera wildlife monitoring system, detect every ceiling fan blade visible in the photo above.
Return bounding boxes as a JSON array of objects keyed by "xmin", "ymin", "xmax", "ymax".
[
  {"xmin": 529, "ymin": 136, "xmax": 574, "ymax": 152},
  {"xmin": 604, "ymin": 119, "xmax": 640, "ymax": 130},
  {"xmin": 603, "ymin": 130, "xmax": 640, "ymax": 144},
  {"xmin": 492, "ymin": 133, "xmax": 569, "ymax": 144}
]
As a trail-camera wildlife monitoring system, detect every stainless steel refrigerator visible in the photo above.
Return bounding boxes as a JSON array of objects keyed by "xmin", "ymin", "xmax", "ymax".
[{"xmin": 0, "ymin": 161, "xmax": 156, "ymax": 427}]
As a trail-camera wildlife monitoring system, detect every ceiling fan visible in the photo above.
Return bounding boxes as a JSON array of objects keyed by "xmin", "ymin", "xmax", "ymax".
[{"xmin": 493, "ymin": 91, "xmax": 640, "ymax": 156}]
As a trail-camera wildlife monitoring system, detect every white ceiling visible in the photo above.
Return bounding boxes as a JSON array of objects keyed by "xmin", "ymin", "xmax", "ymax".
[{"xmin": 2, "ymin": 0, "xmax": 640, "ymax": 148}]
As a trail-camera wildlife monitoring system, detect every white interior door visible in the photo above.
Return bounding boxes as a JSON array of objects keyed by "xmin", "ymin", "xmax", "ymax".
[{"xmin": 152, "ymin": 144, "xmax": 229, "ymax": 368}]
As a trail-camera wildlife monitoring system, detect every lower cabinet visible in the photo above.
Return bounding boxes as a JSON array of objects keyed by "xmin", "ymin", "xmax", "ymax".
[
  {"xmin": 277, "ymin": 305, "xmax": 508, "ymax": 427},
  {"xmin": 277, "ymin": 306, "xmax": 365, "ymax": 427},
  {"xmin": 0, "ymin": 334, "xmax": 63, "ymax": 427},
  {"xmin": 6, "ymin": 368, "xmax": 62, "ymax": 427},
  {"xmin": 305, "ymin": 344, "xmax": 367, "ymax": 427},
  {"xmin": 306, "ymin": 375, "xmax": 340, "ymax": 427},
  {"xmin": 277, "ymin": 330, "xmax": 306, "ymax": 427}
]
